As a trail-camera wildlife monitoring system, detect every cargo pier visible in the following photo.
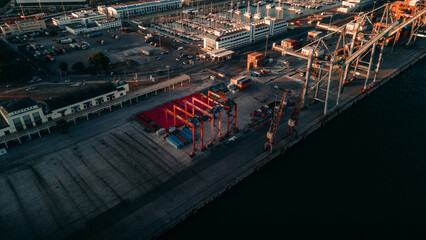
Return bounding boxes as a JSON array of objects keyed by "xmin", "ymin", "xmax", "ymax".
[{"xmin": 0, "ymin": 1, "xmax": 425, "ymax": 240}]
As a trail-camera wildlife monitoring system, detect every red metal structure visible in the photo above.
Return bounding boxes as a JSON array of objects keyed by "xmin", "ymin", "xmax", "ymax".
[
  {"xmin": 264, "ymin": 91, "xmax": 288, "ymax": 153},
  {"xmin": 164, "ymin": 108, "xmax": 197, "ymax": 156},
  {"xmin": 173, "ymin": 105, "xmax": 204, "ymax": 150},
  {"xmin": 191, "ymin": 97, "xmax": 223, "ymax": 140},
  {"xmin": 199, "ymin": 90, "xmax": 238, "ymax": 138},
  {"xmin": 183, "ymin": 100, "xmax": 216, "ymax": 146}
]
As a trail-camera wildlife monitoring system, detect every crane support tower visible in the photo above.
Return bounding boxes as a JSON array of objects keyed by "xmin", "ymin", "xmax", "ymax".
[{"xmin": 264, "ymin": 90, "xmax": 288, "ymax": 153}]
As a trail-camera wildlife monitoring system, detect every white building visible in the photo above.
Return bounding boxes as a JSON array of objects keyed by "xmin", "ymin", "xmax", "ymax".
[
  {"xmin": 0, "ymin": 81, "xmax": 129, "ymax": 137},
  {"xmin": 204, "ymin": 18, "xmax": 288, "ymax": 50},
  {"xmin": 52, "ymin": 10, "xmax": 107, "ymax": 26},
  {"xmin": 337, "ymin": 0, "xmax": 374, "ymax": 13},
  {"xmin": 43, "ymin": 81, "xmax": 129, "ymax": 120},
  {"xmin": 100, "ymin": 0, "xmax": 182, "ymax": 19},
  {"xmin": 0, "ymin": 98, "xmax": 47, "ymax": 136},
  {"xmin": 65, "ymin": 18, "xmax": 122, "ymax": 35},
  {"xmin": 15, "ymin": 0, "xmax": 85, "ymax": 4}
]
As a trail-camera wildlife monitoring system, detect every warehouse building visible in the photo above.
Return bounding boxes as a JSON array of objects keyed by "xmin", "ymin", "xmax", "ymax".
[
  {"xmin": 15, "ymin": 0, "xmax": 85, "ymax": 4},
  {"xmin": 0, "ymin": 17, "xmax": 46, "ymax": 35},
  {"xmin": 98, "ymin": 0, "xmax": 182, "ymax": 18},
  {"xmin": 65, "ymin": 18, "xmax": 122, "ymax": 35},
  {"xmin": 0, "ymin": 81, "xmax": 129, "ymax": 137},
  {"xmin": 43, "ymin": 81, "xmax": 129, "ymax": 120},
  {"xmin": 0, "ymin": 98, "xmax": 47, "ymax": 136},
  {"xmin": 52, "ymin": 10, "xmax": 107, "ymax": 26},
  {"xmin": 203, "ymin": 18, "xmax": 288, "ymax": 50}
]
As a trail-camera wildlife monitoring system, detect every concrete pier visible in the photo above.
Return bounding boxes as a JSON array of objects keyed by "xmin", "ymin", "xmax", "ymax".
[{"xmin": 0, "ymin": 40, "xmax": 423, "ymax": 240}]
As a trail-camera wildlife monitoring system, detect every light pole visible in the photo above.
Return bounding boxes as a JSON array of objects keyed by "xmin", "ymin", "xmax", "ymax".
[
  {"xmin": 166, "ymin": 65, "xmax": 170, "ymax": 80},
  {"xmin": 265, "ymin": 34, "xmax": 269, "ymax": 57}
]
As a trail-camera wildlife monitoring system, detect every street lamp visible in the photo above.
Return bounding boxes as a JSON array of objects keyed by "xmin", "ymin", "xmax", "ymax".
[
  {"xmin": 166, "ymin": 65, "xmax": 170, "ymax": 80},
  {"xmin": 265, "ymin": 34, "xmax": 269, "ymax": 57}
]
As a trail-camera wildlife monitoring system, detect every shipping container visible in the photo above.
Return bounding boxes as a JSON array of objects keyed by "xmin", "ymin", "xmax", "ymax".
[
  {"xmin": 182, "ymin": 128, "xmax": 198, "ymax": 140},
  {"xmin": 178, "ymin": 130, "xmax": 192, "ymax": 142},
  {"xmin": 170, "ymin": 135, "xmax": 184, "ymax": 148},
  {"xmin": 179, "ymin": 130, "xmax": 193, "ymax": 142},
  {"xmin": 174, "ymin": 132, "xmax": 189, "ymax": 145},
  {"xmin": 90, "ymin": 32, "xmax": 102, "ymax": 38},
  {"xmin": 166, "ymin": 137, "xmax": 180, "ymax": 149}
]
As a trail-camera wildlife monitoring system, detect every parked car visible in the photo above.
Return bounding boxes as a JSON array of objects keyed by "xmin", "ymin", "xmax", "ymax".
[{"xmin": 26, "ymin": 86, "xmax": 37, "ymax": 91}]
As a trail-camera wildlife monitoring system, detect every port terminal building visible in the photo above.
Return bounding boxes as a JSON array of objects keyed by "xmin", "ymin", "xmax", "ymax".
[
  {"xmin": 0, "ymin": 81, "xmax": 129, "ymax": 137},
  {"xmin": 52, "ymin": 10, "xmax": 107, "ymax": 27},
  {"xmin": 14, "ymin": 0, "xmax": 86, "ymax": 4},
  {"xmin": 203, "ymin": 18, "xmax": 288, "ymax": 50},
  {"xmin": 98, "ymin": 0, "xmax": 182, "ymax": 19}
]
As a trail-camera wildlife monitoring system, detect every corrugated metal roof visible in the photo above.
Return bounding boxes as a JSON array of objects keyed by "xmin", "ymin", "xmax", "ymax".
[{"xmin": 111, "ymin": 0, "xmax": 180, "ymax": 11}]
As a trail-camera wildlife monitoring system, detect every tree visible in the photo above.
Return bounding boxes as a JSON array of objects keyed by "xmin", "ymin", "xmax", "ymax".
[
  {"xmin": 71, "ymin": 61, "xmax": 85, "ymax": 72},
  {"xmin": 88, "ymin": 52, "xmax": 110, "ymax": 70},
  {"xmin": 59, "ymin": 61, "xmax": 68, "ymax": 72}
]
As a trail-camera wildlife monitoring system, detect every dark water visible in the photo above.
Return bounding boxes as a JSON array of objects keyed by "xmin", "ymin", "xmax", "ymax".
[{"xmin": 159, "ymin": 59, "xmax": 426, "ymax": 239}]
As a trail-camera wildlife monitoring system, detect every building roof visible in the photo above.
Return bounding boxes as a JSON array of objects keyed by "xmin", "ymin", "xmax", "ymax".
[
  {"xmin": 0, "ymin": 114, "xmax": 9, "ymax": 130},
  {"xmin": 111, "ymin": 0, "xmax": 180, "ymax": 11},
  {"xmin": 248, "ymin": 52, "xmax": 264, "ymax": 58},
  {"xmin": 1, "ymin": 97, "xmax": 37, "ymax": 113},
  {"xmin": 44, "ymin": 83, "xmax": 117, "ymax": 111}
]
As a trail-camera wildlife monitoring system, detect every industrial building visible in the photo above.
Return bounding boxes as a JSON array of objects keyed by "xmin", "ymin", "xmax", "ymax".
[
  {"xmin": 51, "ymin": 10, "xmax": 121, "ymax": 35},
  {"xmin": 65, "ymin": 18, "xmax": 122, "ymax": 35},
  {"xmin": 337, "ymin": 0, "xmax": 374, "ymax": 12},
  {"xmin": 0, "ymin": 98, "xmax": 47, "ymax": 136},
  {"xmin": 0, "ymin": 81, "xmax": 129, "ymax": 137},
  {"xmin": 52, "ymin": 10, "xmax": 107, "ymax": 27},
  {"xmin": 0, "ymin": 17, "xmax": 46, "ymax": 35},
  {"xmin": 98, "ymin": 0, "xmax": 182, "ymax": 19},
  {"xmin": 14, "ymin": 0, "xmax": 85, "ymax": 4},
  {"xmin": 204, "ymin": 48, "xmax": 234, "ymax": 62},
  {"xmin": 44, "ymin": 81, "xmax": 129, "ymax": 119},
  {"xmin": 203, "ymin": 18, "xmax": 288, "ymax": 50}
]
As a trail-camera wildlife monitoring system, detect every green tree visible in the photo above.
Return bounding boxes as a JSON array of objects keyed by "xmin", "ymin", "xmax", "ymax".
[
  {"xmin": 59, "ymin": 61, "xmax": 68, "ymax": 72},
  {"xmin": 88, "ymin": 51, "xmax": 110, "ymax": 70},
  {"xmin": 71, "ymin": 61, "xmax": 85, "ymax": 72}
]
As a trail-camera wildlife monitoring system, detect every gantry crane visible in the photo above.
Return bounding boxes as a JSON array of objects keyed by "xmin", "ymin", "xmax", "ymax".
[
  {"xmin": 264, "ymin": 89, "xmax": 287, "ymax": 153},
  {"xmin": 183, "ymin": 100, "xmax": 216, "ymax": 146},
  {"xmin": 199, "ymin": 90, "xmax": 238, "ymax": 138},
  {"xmin": 164, "ymin": 108, "xmax": 198, "ymax": 156},
  {"xmin": 173, "ymin": 105, "xmax": 205, "ymax": 150},
  {"xmin": 192, "ymin": 97, "xmax": 224, "ymax": 140}
]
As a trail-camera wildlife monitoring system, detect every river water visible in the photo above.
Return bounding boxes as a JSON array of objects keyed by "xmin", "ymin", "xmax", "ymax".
[{"xmin": 159, "ymin": 59, "xmax": 426, "ymax": 238}]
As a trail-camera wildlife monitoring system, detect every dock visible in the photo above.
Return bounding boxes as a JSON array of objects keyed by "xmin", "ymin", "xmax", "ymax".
[{"xmin": 0, "ymin": 3, "xmax": 425, "ymax": 240}]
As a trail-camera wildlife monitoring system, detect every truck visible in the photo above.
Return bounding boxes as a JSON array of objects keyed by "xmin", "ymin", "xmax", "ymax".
[
  {"xmin": 59, "ymin": 38, "xmax": 73, "ymax": 44},
  {"xmin": 69, "ymin": 43, "xmax": 80, "ymax": 49},
  {"xmin": 251, "ymin": 71, "xmax": 261, "ymax": 77},
  {"xmin": 47, "ymin": 48, "xmax": 56, "ymax": 55},
  {"xmin": 76, "ymin": 42, "xmax": 86, "ymax": 50},
  {"xmin": 141, "ymin": 49, "xmax": 151, "ymax": 56},
  {"xmin": 46, "ymin": 54, "xmax": 54, "ymax": 62},
  {"xmin": 52, "ymin": 46, "xmax": 61, "ymax": 54},
  {"xmin": 90, "ymin": 32, "xmax": 102, "ymax": 38}
]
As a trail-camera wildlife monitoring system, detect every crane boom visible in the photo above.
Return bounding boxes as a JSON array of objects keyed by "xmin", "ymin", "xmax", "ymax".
[{"xmin": 264, "ymin": 91, "xmax": 287, "ymax": 153}]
